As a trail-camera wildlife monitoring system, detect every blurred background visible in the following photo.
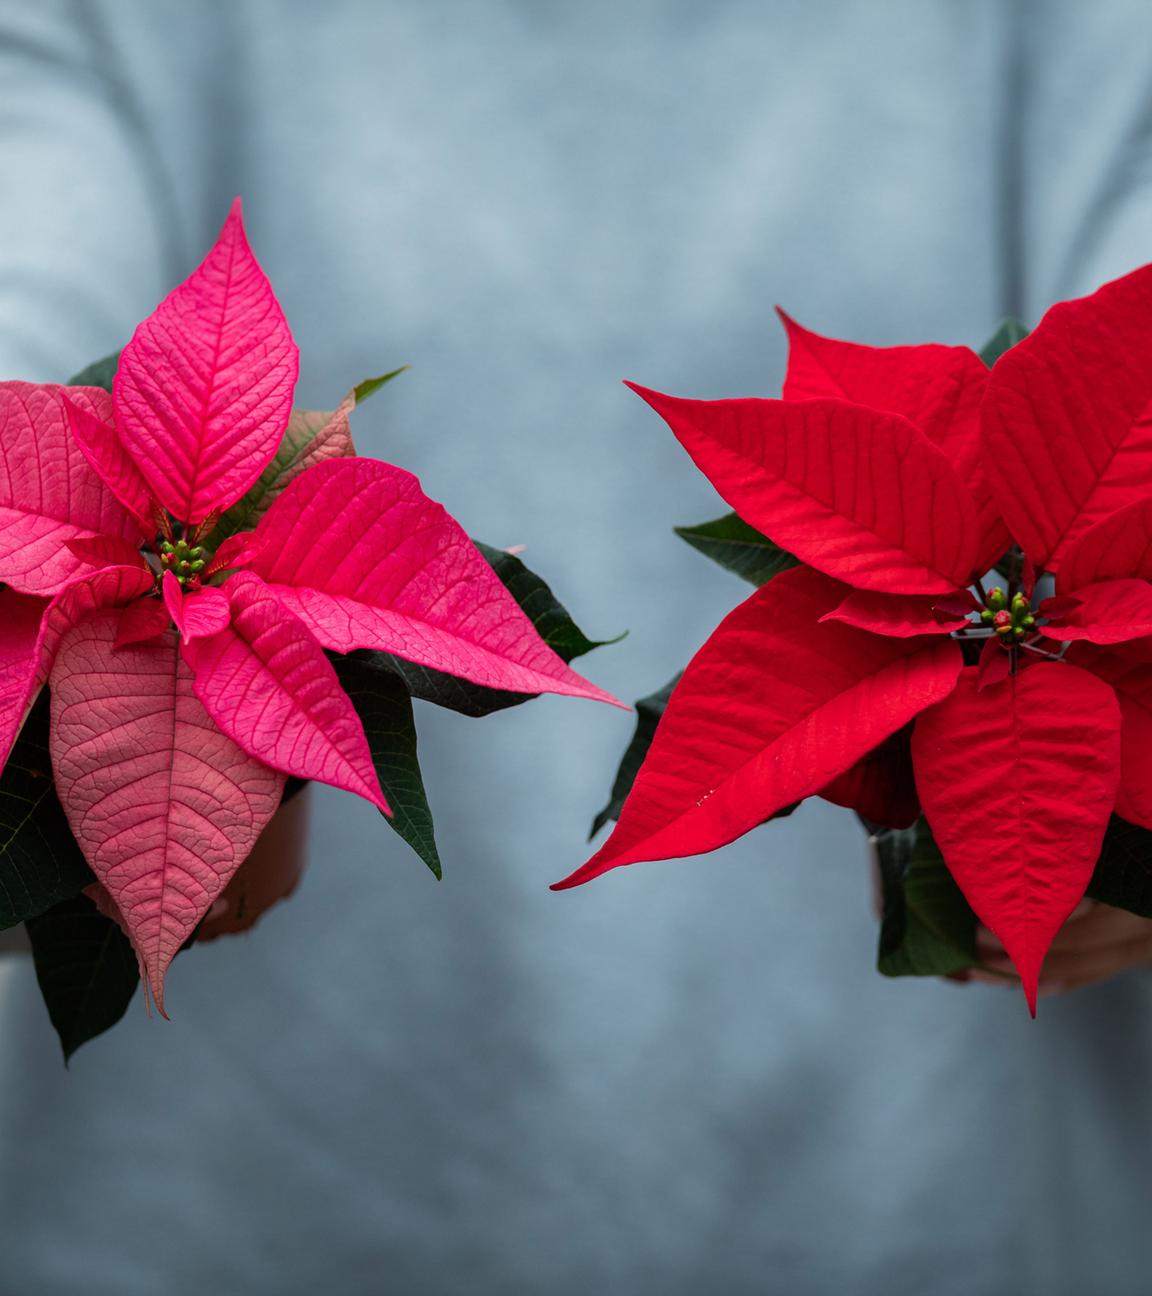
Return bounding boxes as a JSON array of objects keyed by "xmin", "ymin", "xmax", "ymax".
[{"xmin": 2, "ymin": 2, "xmax": 1152, "ymax": 1292}]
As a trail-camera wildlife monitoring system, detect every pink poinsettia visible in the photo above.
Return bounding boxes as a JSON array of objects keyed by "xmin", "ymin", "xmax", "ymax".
[
  {"xmin": 559, "ymin": 264, "xmax": 1152, "ymax": 1014},
  {"xmin": 0, "ymin": 200, "xmax": 617, "ymax": 1011}
]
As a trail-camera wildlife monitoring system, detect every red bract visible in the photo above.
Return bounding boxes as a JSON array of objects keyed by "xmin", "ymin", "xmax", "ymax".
[
  {"xmin": 0, "ymin": 200, "xmax": 618, "ymax": 1012},
  {"xmin": 562, "ymin": 269, "xmax": 1152, "ymax": 1013}
]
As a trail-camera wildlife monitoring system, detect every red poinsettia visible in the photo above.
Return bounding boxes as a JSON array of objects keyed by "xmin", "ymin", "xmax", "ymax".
[
  {"xmin": 556, "ymin": 265, "xmax": 1152, "ymax": 1013},
  {"xmin": 0, "ymin": 200, "xmax": 617, "ymax": 1012}
]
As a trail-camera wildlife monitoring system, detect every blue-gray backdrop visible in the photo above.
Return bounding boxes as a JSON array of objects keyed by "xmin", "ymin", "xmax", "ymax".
[{"xmin": 2, "ymin": 3, "xmax": 1152, "ymax": 1293}]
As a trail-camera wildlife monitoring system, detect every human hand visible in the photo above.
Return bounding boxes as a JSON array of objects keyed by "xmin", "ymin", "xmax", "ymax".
[{"xmin": 969, "ymin": 901, "xmax": 1152, "ymax": 998}]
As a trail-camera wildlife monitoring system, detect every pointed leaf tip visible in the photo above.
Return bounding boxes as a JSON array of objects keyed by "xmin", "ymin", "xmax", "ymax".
[
  {"xmin": 774, "ymin": 319, "xmax": 1007, "ymax": 571},
  {"xmin": 555, "ymin": 566, "xmax": 962, "ymax": 889},
  {"xmin": 114, "ymin": 200, "xmax": 299, "ymax": 523},
  {"xmin": 628, "ymin": 384, "xmax": 980, "ymax": 594},
  {"xmin": 912, "ymin": 666, "xmax": 1121, "ymax": 1011},
  {"xmin": 248, "ymin": 457, "xmax": 622, "ymax": 707},
  {"xmin": 49, "ymin": 613, "xmax": 285, "ymax": 1012}
]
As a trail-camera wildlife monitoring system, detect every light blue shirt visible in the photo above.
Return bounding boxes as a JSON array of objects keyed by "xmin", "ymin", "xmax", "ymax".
[{"xmin": 2, "ymin": 3, "xmax": 1151, "ymax": 1293}]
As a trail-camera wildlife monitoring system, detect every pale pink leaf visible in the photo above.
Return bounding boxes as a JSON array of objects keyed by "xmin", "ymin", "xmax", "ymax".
[
  {"xmin": 215, "ymin": 366, "xmax": 407, "ymax": 541},
  {"xmin": 50, "ymin": 611, "xmax": 285, "ymax": 1012},
  {"xmin": 113, "ymin": 198, "xmax": 299, "ymax": 523},
  {"xmin": 0, "ymin": 566, "xmax": 154, "ymax": 772},
  {"xmin": 0, "ymin": 383, "xmax": 141, "ymax": 594},
  {"xmin": 248, "ymin": 457, "xmax": 621, "ymax": 706},
  {"xmin": 214, "ymin": 388, "xmax": 362, "ymax": 539},
  {"xmin": 182, "ymin": 571, "xmax": 389, "ymax": 810}
]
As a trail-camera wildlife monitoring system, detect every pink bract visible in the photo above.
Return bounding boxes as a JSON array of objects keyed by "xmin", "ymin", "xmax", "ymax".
[{"xmin": 0, "ymin": 199, "xmax": 618, "ymax": 1009}]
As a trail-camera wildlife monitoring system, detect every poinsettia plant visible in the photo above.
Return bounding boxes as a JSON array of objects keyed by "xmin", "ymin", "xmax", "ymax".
[
  {"xmin": 565, "ymin": 267, "xmax": 1152, "ymax": 1014},
  {"xmin": 0, "ymin": 200, "xmax": 620, "ymax": 1058}
]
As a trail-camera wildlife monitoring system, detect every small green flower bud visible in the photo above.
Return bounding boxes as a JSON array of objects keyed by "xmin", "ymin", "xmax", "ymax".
[
  {"xmin": 1013, "ymin": 625, "xmax": 1026, "ymax": 637},
  {"xmin": 987, "ymin": 587, "xmax": 1006, "ymax": 611},
  {"xmin": 980, "ymin": 608, "xmax": 994, "ymax": 623},
  {"xmin": 1023, "ymin": 614, "xmax": 1035, "ymax": 627},
  {"xmin": 190, "ymin": 559, "xmax": 206, "ymax": 572}
]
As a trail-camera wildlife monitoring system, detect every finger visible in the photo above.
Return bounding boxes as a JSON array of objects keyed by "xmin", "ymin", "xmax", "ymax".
[
  {"xmin": 977, "ymin": 901, "xmax": 1096, "ymax": 955},
  {"xmin": 975, "ymin": 926, "xmax": 1004, "ymax": 958},
  {"xmin": 979, "ymin": 903, "xmax": 1146, "ymax": 965},
  {"xmin": 1036, "ymin": 980, "xmax": 1068, "ymax": 999},
  {"xmin": 1037, "ymin": 933, "xmax": 1152, "ymax": 987},
  {"xmin": 1045, "ymin": 906, "xmax": 1152, "ymax": 955}
]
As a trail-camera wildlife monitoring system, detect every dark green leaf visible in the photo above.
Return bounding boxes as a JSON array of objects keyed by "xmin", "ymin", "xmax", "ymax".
[
  {"xmin": 978, "ymin": 319, "xmax": 1029, "ymax": 368},
  {"xmin": 472, "ymin": 541, "xmax": 623, "ymax": 662},
  {"xmin": 590, "ymin": 674, "xmax": 680, "ymax": 837},
  {"xmin": 331, "ymin": 653, "xmax": 441, "ymax": 878},
  {"xmin": 66, "ymin": 350, "xmax": 121, "ymax": 392},
  {"xmin": 353, "ymin": 365, "xmax": 409, "ymax": 404},
  {"xmin": 0, "ymin": 694, "xmax": 94, "ymax": 930},
  {"xmin": 873, "ymin": 817, "xmax": 978, "ymax": 977},
  {"xmin": 25, "ymin": 892, "xmax": 140, "ymax": 1062},
  {"xmin": 348, "ymin": 541, "xmax": 619, "ymax": 718},
  {"xmin": 357, "ymin": 651, "xmax": 534, "ymax": 718},
  {"xmin": 1086, "ymin": 816, "xmax": 1152, "ymax": 917},
  {"xmin": 674, "ymin": 512, "xmax": 799, "ymax": 585}
]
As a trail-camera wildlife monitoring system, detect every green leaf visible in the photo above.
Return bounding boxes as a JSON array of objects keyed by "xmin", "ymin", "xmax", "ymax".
[
  {"xmin": 213, "ymin": 367, "xmax": 409, "ymax": 544},
  {"xmin": 330, "ymin": 653, "xmax": 441, "ymax": 878},
  {"xmin": 1086, "ymin": 816, "xmax": 1152, "ymax": 917},
  {"xmin": 978, "ymin": 319, "xmax": 1030, "ymax": 368},
  {"xmin": 25, "ymin": 892, "xmax": 140, "ymax": 1062},
  {"xmin": 353, "ymin": 365, "xmax": 409, "ymax": 404},
  {"xmin": 590, "ymin": 673, "xmax": 680, "ymax": 837},
  {"xmin": 66, "ymin": 350, "xmax": 121, "ymax": 392},
  {"xmin": 472, "ymin": 541, "xmax": 622, "ymax": 662},
  {"xmin": 674, "ymin": 512, "xmax": 799, "ymax": 585},
  {"xmin": 349, "ymin": 541, "xmax": 619, "ymax": 719},
  {"xmin": 0, "ymin": 693, "xmax": 94, "ymax": 930},
  {"xmin": 873, "ymin": 817, "xmax": 978, "ymax": 977}
]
